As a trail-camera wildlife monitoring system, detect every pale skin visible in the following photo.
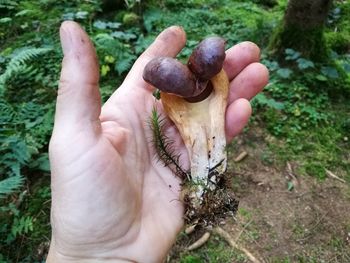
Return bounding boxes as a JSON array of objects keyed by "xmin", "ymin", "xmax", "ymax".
[{"xmin": 47, "ymin": 21, "xmax": 269, "ymax": 262}]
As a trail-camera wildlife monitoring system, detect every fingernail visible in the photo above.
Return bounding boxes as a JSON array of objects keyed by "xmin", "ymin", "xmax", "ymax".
[{"xmin": 60, "ymin": 25, "xmax": 72, "ymax": 55}]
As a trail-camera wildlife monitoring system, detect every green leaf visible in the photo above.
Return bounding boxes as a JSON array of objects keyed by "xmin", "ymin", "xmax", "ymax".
[
  {"xmin": 115, "ymin": 59, "xmax": 131, "ymax": 75},
  {"xmin": 101, "ymin": 64, "xmax": 110, "ymax": 77},
  {"xmin": 316, "ymin": 74, "xmax": 328, "ymax": 81},
  {"xmin": 62, "ymin": 12, "xmax": 75, "ymax": 20},
  {"xmin": 0, "ymin": 17, "xmax": 12, "ymax": 23},
  {"xmin": 0, "ymin": 47, "xmax": 52, "ymax": 87},
  {"xmin": 321, "ymin": 66, "xmax": 339, "ymax": 79},
  {"xmin": 264, "ymin": 60, "xmax": 279, "ymax": 71},
  {"xmin": 0, "ymin": 0, "xmax": 18, "ymax": 9},
  {"xmin": 285, "ymin": 48, "xmax": 295, "ymax": 55},
  {"xmin": 11, "ymin": 216, "xmax": 34, "ymax": 237},
  {"xmin": 0, "ymin": 176, "xmax": 24, "ymax": 199},
  {"xmin": 94, "ymin": 21, "xmax": 121, "ymax": 30},
  {"xmin": 75, "ymin": 11, "xmax": 89, "ymax": 20},
  {"xmin": 15, "ymin": 10, "xmax": 33, "ymax": 17},
  {"xmin": 253, "ymin": 94, "xmax": 285, "ymax": 110},
  {"xmin": 143, "ymin": 8, "xmax": 162, "ymax": 32},
  {"xmin": 110, "ymin": 31, "xmax": 137, "ymax": 41},
  {"xmin": 285, "ymin": 48, "xmax": 301, "ymax": 60},
  {"xmin": 287, "ymin": 181, "xmax": 294, "ymax": 191},
  {"xmin": 277, "ymin": 68, "xmax": 293, "ymax": 79},
  {"xmin": 342, "ymin": 63, "xmax": 350, "ymax": 73},
  {"xmin": 29, "ymin": 153, "xmax": 50, "ymax": 172},
  {"xmin": 106, "ymin": 22, "xmax": 122, "ymax": 29},
  {"xmin": 93, "ymin": 20, "xmax": 107, "ymax": 29},
  {"xmin": 297, "ymin": 58, "xmax": 314, "ymax": 70}
]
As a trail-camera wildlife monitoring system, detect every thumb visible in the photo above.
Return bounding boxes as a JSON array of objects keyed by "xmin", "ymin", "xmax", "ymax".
[{"xmin": 54, "ymin": 21, "xmax": 101, "ymax": 133}]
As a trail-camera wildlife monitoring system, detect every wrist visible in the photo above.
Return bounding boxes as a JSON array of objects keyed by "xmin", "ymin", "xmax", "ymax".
[{"xmin": 47, "ymin": 240, "xmax": 133, "ymax": 263}]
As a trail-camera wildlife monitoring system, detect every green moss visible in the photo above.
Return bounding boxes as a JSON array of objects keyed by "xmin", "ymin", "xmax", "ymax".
[
  {"xmin": 325, "ymin": 31, "xmax": 350, "ymax": 54},
  {"xmin": 325, "ymin": 0, "xmax": 350, "ymax": 54},
  {"xmin": 180, "ymin": 255, "xmax": 202, "ymax": 263},
  {"xmin": 337, "ymin": 1, "xmax": 350, "ymax": 33},
  {"xmin": 269, "ymin": 22, "xmax": 329, "ymax": 62},
  {"xmin": 266, "ymin": 104, "xmax": 350, "ymax": 181},
  {"xmin": 122, "ymin": 12, "xmax": 139, "ymax": 26},
  {"xmin": 178, "ymin": 234, "xmax": 247, "ymax": 262},
  {"xmin": 303, "ymin": 162, "xmax": 326, "ymax": 180}
]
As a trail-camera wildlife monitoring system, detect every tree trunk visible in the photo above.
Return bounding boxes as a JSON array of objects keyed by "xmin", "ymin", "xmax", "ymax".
[{"xmin": 269, "ymin": 0, "xmax": 333, "ymax": 62}]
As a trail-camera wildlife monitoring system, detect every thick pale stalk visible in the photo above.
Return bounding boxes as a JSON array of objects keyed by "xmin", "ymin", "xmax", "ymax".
[{"xmin": 161, "ymin": 69, "xmax": 229, "ymax": 207}]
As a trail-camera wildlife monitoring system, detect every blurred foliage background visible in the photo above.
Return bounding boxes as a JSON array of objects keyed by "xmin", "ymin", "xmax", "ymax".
[{"xmin": 0, "ymin": 0, "xmax": 349, "ymax": 262}]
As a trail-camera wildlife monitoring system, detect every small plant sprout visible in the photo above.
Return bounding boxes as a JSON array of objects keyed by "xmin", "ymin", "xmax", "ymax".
[{"xmin": 144, "ymin": 37, "xmax": 238, "ymax": 225}]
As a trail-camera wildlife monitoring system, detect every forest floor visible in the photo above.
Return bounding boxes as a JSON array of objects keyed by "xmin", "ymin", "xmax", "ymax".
[
  {"xmin": 1, "ymin": 1, "xmax": 349, "ymax": 262},
  {"xmin": 168, "ymin": 126, "xmax": 350, "ymax": 262}
]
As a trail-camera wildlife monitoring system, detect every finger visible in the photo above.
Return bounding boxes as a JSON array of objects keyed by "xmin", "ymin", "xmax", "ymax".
[
  {"xmin": 225, "ymin": 99, "xmax": 252, "ymax": 142},
  {"xmin": 228, "ymin": 62, "xmax": 269, "ymax": 104},
  {"xmin": 122, "ymin": 26, "xmax": 187, "ymax": 90},
  {"xmin": 55, "ymin": 21, "xmax": 101, "ymax": 130},
  {"xmin": 223, "ymin": 41, "xmax": 260, "ymax": 81}
]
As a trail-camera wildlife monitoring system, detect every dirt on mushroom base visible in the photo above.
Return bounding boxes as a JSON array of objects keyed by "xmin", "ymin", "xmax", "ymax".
[
  {"xmin": 168, "ymin": 127, "xmax": 350, "ymax": 262},
  {"xmin": 182, "ymin": 175, "xmax": 239, "ymax": 226}
]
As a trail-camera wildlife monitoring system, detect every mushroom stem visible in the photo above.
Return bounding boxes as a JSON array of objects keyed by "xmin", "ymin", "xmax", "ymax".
[{"xmin": 161, "ymin": 69, "xmax": 229, "ymax": 208}]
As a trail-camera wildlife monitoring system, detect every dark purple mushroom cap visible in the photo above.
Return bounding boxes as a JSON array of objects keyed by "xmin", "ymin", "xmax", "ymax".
[
  {"xmin": 143, "ymin": 57, "xmax": 206, "ymax": 98},
  {"xmin": 188, "ymin": 37, "xmax": 226, "ymax": 80},
  {"xmin": 142, "ymin": 36, "xmax": 226, "ymax": 102}
]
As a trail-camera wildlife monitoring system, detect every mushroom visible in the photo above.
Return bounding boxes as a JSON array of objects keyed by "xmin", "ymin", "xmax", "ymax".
[{"xmin": 143, "ymin": 37, "xmax": 229, "ymax": 210}]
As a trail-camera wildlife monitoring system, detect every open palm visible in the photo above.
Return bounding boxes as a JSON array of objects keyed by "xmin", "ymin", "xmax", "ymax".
[{"xmin": 47, "ymin": 22, "xmax": 268, "ymax": 262}]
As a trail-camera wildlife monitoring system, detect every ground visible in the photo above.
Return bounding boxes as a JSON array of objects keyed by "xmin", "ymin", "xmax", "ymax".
[
  {"xmin": 1, "ymin": 1, "xmax": 349, "ymax": 261},
  {"xmin": 168, "ymin": 126, "xmax": 350, "ymax": 262}
]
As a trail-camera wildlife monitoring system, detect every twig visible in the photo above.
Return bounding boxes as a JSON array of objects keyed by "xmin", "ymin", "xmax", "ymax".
[
  {"xmin": 235, "ymin": 219, "xmax": 253, "ymax": 243},
  {"xmin": 185, "ymin": 223, "xmax": 197, "ymax": 235},
  {"xmin": 187, "ymin": 232, "xmax": 211, "ymax": 251},
  {"xmin": 234, "ymin": 151, "xmax": 248, "ymax": 162},
  {"xmin": 285, "ymin": 162, "xmax": 299, "ymax": 189},
  {"xmin": 325, "ymin": 169, "xmax": 346, "ymax": 183},
  {"xmin": 214, "ymin": 227, "xmax": 264, "ymax": 263}
]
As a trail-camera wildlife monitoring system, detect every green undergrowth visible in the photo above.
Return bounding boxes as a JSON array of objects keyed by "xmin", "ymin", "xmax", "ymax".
[
  {"xmin": 172, "ymin": 232, "xmax": 247, "ymax": 263},
  {"xmin": 265, "ymin": 106, "xmax": 350, "ymax": 181},
  {"xmin": 252, "ymin": 47, "xmax": 350, "ymax": 181},
  {"xmin": 325, "ymin": 1, "xmax": 350, "ymax": 54},
  {"xmin": 143, "ymin": 0, "xmax": 279, "ymax": 56},
  {"xmin": 0, "ymin": 178, "xmax": 51, "ymax": 262},
  {"xmin": 0, "ymin": 0, "xmax": 349, "ymax": 261}
]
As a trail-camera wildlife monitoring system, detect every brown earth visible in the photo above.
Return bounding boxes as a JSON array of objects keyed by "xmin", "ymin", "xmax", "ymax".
[{"xmin": 168, "ymin": 127, "xmax": 350, "ymax": 262}]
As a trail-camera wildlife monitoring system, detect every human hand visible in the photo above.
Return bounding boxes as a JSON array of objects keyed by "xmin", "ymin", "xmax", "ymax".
[{"xmin": 47, "ymin": 21, "xmax": 268, "ymax": 262}]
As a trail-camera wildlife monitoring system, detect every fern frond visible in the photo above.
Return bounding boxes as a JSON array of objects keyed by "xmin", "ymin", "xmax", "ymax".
[
  {"xmin": 11, "ymin": 215, "xmax": 34, "ymax": 237},
  {"xmin": 0, "ymin": 98, "xmax": 18, "ymax": 122},
  {"xmin": 150, "ymin": 107, "xmax": 190, "ymax": 181},
  {"xmin": 94, "ymin": 33, "xmax": 136, "ymax": 75},
  {"xmin": 0, "ymin": 47, "xmax": 52, "ymax": 87},
  {"xmin": 0, "ymin": 175, "xmax": 24, "ymax": 199},
  {"xmin": 0, "ymin": 0, "xmax": 18, "ymax": 9}
]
